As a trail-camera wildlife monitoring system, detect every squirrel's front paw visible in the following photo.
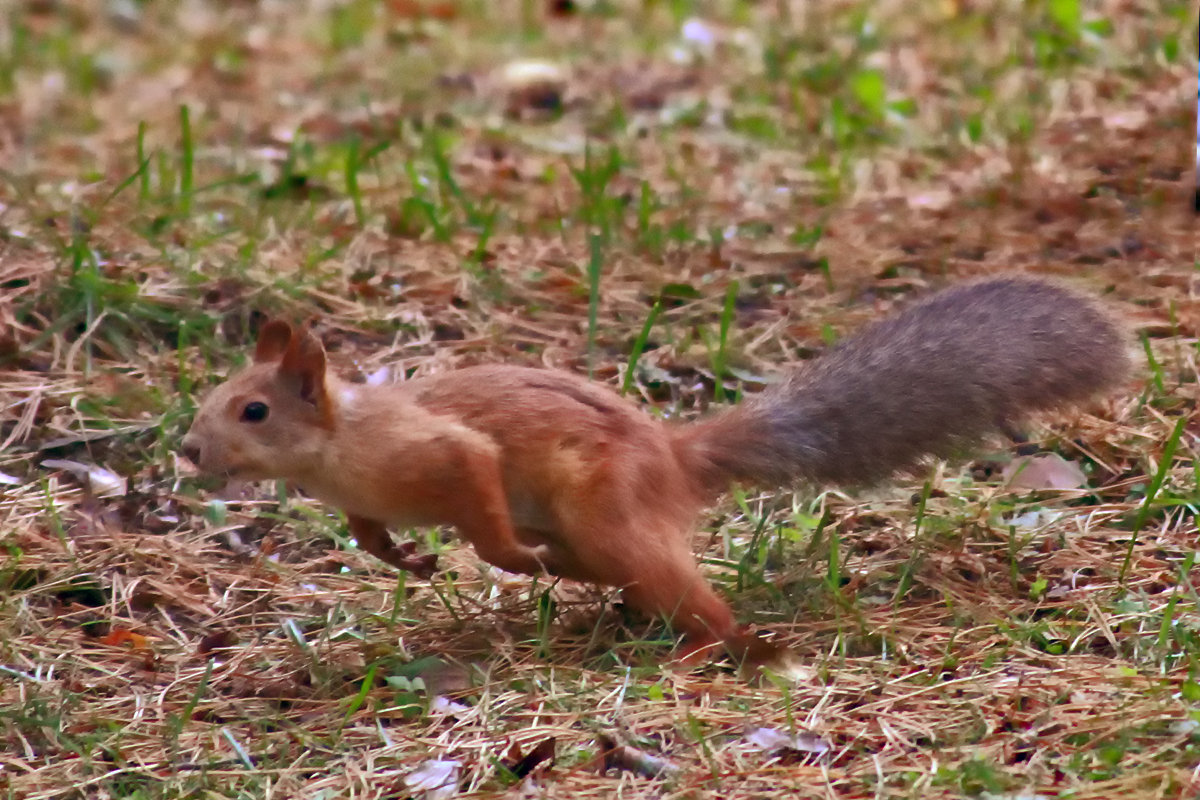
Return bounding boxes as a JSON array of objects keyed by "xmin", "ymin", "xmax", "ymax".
[{"xmin": 403, "ymin": 553, "xmax": 439, "ymax": 580}]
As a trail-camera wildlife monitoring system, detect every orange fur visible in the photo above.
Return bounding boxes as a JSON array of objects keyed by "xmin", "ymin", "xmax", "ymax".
[{"xmin": 181, "ymin": 277, "xmax": 1128, "ymax": 662}]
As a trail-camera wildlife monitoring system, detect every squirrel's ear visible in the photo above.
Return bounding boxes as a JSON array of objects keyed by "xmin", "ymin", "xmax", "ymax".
[
  {"xmin": 255, "ymin": 320, "xmax": 293, "ymax": 363},
  {"xmin": 279, "ymin": 325, "xmax": 328, "ymax": 408}
]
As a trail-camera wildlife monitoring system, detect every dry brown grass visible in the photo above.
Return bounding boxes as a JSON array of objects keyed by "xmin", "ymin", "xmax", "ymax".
[{"xmin": 0, "ymin": 1, "xmax": 1197, "ymax": 798}]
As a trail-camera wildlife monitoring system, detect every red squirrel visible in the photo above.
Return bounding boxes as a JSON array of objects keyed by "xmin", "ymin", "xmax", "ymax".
[{"xmin": 181, "ymin": 276, "xmax": 1128, "ymax": 660}]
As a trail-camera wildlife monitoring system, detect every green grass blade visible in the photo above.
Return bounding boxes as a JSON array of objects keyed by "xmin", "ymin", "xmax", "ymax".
[{"xmin": 1120, "ymin": 416, "xmax": 1186, "ymax": 582}]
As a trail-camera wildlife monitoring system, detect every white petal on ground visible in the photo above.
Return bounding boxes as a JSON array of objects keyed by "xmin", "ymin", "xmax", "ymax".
[
  {"xmin": 403, "ymin": 760, "xmax": 460, "ymax": 800},
  {"xmin": 1003, "ymin": 454, "xmax": 1087, "ymax": 491},
  {"xmin": 41, "ymin": 459, "xmax": 127, "ymax": 497}
]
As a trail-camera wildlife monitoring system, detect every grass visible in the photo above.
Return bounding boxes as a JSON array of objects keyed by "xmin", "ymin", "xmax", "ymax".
[{"xmin": 0, "ymin": 0, "xmax": 1197, "ymax": 798}]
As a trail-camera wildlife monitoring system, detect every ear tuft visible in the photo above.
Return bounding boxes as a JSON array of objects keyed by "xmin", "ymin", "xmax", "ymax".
[
  {"xmin": 280, "ymin": 324, "xmax": 328, "ymax": 407},
  {"xmin": 255, "ymin": 320, "xmax": 294, "ymax": 363}
]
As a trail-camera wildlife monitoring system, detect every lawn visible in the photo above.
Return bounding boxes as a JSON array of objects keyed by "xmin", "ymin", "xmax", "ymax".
[{"xmin": 0, "ymin": 1, "xmax": 1197, "ymax": 798}]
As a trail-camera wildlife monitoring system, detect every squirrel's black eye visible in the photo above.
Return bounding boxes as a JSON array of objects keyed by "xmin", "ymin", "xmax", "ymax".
[{"xmin": 241, "ymin": 402, "xmax": 269, "ymax": 423}]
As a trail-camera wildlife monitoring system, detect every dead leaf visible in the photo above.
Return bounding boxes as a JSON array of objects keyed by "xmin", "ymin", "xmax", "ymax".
[
  {"xmin": 387, "ymin": 0, "xmax": 458, "ymax": 20},
  {"xmin": 504, "ymin": 736, "xmax": 556, "ymax": 779},
  {"xmin": 752, "ymin": 647, "xmax": 818, "ymax": 683},
  {"xmin": 596, "ymin": 734, "xmax": 680, "ymax": 779},
  {"xmin": 496, "ymin": 60, "xmax": 567, "ymax": 114},
  {"xmin": 197, "ymin": 629, "xmax": 239, "ymax": 655},
  {"xmin": 100, "ymin": 628, "xmax": 151, "ymax": 650}
]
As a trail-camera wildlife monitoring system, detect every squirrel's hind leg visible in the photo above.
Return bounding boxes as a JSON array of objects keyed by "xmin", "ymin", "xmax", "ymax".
[
  {"xmin": 611, "ymin": 538, "xmax": 782, "ymax": 667},
  {"xmin": 616, "ymin": 551, "xmax": 739, "ymax": 656}
]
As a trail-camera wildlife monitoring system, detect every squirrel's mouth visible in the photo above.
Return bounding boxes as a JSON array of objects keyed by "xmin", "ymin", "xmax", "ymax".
[
  {"xmin": 184, "ymin": 459, "xmax": 255, "ymax": 483},
  {"xmin": 188, "ymin": 466, "xmax": 264, "ymax": 497}
]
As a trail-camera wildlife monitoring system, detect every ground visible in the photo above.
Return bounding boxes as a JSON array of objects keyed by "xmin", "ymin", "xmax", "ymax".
[{"xmin": 0, "ymin": 1, "xmax": 1197, "ymax": 798}]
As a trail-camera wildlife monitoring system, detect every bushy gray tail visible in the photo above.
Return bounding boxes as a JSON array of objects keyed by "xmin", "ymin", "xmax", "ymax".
[{"xmin": 678, "ymin": 276, "xmax": 1130, "ymax": 492}]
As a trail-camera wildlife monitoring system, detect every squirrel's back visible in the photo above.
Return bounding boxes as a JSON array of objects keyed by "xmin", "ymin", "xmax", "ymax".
[{"xmin": 679, "ymin": 276, "xmax": 1130, "ymax": 491}]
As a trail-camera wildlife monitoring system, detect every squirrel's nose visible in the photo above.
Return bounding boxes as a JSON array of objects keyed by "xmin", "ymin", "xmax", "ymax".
[{"xmin": 181, "ymin": 440, "xmax": 201, "ymax": 466}]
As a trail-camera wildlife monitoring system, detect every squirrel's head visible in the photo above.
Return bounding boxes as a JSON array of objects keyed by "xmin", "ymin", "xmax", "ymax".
[{"xmin": 181, "ymin": 320, "xmax": 335, "ymax": 481}]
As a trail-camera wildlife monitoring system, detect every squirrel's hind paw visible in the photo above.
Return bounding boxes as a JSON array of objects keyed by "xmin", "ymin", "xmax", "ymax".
[{"xmin": 675, "ymin": 627, "xmax": 803, "ymax": 676}]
